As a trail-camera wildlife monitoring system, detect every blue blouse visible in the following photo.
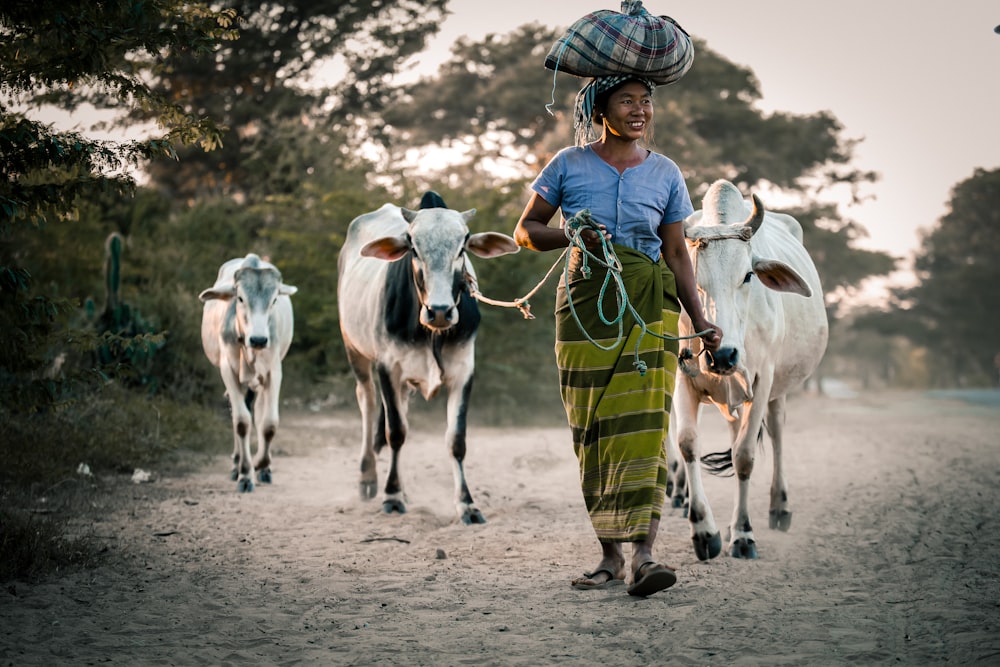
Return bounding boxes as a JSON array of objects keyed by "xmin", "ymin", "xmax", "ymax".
[{"xmin": 531, "ymin": 145, "xmax": 694, "ymax": 262}]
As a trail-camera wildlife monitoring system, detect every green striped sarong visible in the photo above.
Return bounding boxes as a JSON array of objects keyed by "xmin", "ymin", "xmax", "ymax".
[{"xmin": 555, "ymin": 244, "xmax": 680, "ymax": 543}]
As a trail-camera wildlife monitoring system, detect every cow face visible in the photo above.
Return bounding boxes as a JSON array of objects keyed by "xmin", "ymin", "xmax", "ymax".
[
  {"xmin": 361, "ymin": 207, "xmax": 518, "ymax": 332},
  {"xmin": 683, "ymin": 185, "xmax": 811, "ymax": 397},
  {"xmin": 200, "ymin": 260, "xmax": 298, "ymax": 351}
]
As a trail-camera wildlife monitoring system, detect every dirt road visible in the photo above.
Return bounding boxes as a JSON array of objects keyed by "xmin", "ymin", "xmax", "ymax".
[{"xmin": 3, "ymin": 391, "xmax": 999, "ymax": 665}]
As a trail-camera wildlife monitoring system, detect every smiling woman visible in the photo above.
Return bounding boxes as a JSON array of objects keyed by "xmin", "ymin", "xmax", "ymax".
[{"xmin": 513, "ymin": 63, "xmax": 722, "ymax": 595}]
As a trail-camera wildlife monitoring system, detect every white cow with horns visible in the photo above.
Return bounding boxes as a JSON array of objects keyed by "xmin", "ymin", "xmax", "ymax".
[
  {"xmin": 200, "ymin": 254, "xmax": 297, "ymax": 493},
  {"xmin": 672, "ymin": 179, "xmax": 828, "ymax": 560},
  {"xmin": 337, "ymin": 191, "xmax": 519, "ymax": 524}
]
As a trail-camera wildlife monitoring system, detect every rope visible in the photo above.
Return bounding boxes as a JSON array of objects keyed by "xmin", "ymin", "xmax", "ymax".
[
  {"xmin": 468, "ymin": 208, "xmax": 714, "ymax": 376},
  {"xmin": 465, "ymin": 249, "xmax": 567, "ymax": 321}
]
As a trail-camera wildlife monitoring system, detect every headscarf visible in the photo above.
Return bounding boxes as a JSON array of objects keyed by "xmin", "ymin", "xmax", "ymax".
[{"xmin": 573, "ymin": 75, "xmax": 656, "ymax": 147}]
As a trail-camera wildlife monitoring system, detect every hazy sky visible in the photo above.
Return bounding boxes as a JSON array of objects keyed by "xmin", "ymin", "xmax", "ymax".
[{"xmin": 412, "ymin": 0, "xmax": 1000, "ymax": 264}]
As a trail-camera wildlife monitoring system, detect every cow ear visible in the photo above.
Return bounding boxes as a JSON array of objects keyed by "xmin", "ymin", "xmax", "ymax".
[
  {"xmin": 361, "ymin": 235, "xmax": 411, "ymax": 262},
  {"xmin": 751, "ymin": 258, "xmax": 812, "ymax": 297},
  {"xmin": 460, "ymin": 209, "xmax": 477, "ymax": 223},
  {"xmin": 279, "ymin": 284, "xmax": 298, "ymax": 296},
  {"xmin": 199, "ymin": 285, "xmax": 237, "ymax": 302},
  {"xmin": 467, "ymin": 232, "xmax": 519, "ymax": 258},
  {"xmin": 400, "ymin": 208, "xmax": 417, "ymax": 223},
  {"xmin": 683, "ymin": 210, "xmax": 702, "ymax": 233}
]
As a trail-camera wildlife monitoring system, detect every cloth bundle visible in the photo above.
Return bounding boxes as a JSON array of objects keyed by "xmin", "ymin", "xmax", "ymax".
[{"xmin": 544, "ymin": 0, "xmax": 694, "ymax": 86}]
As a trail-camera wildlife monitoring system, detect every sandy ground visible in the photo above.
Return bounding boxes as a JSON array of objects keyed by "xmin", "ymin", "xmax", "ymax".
[{"xmin": 3, "ymin": 390, "xmax": 1000, "ymax": 666}]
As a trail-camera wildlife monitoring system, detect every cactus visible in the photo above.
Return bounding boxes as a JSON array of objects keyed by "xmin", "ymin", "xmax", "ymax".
[{"xmin": 87, "ymin": 232, "xmax": 162, "ymax": 384}]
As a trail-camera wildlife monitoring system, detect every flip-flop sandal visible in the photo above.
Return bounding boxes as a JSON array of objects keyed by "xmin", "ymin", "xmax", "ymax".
[
  {"xmin": 626, "ymin": 561, "xmax": 677, "ymax": 597},
  {"xmin": 571, "ymin": 568, "xmax": 625, "ymax": 590}
]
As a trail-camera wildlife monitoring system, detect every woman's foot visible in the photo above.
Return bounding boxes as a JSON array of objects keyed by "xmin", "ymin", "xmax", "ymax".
[
  {"xmin": 626, "ymin": 561, "xmax": 677, "ymax": 597},
  {"xmin": 570, "ymin": 557, "xmax": 626, "ymax": 589}
]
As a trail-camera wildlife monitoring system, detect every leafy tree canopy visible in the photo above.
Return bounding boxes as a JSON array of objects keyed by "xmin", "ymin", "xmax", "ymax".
[
  {"xmin": 139, "ymin": 0, "xmax": 448, "ymax": 201},
  {"xmin": 1, "ymin": 0, "xmax": 236, "ymax": 228},
  {"xmin": 863, "ymin": 167, "xmax": 1000, "ymax": 384}
]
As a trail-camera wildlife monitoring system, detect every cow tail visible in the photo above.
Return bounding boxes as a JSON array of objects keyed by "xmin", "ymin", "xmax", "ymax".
[{"xmin": 700, "ymin": 449, "xmax": 734, "ymax": 477}]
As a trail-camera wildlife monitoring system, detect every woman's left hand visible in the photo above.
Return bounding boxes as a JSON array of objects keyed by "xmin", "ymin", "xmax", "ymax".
[{"xmin": 694, "ymin": 320, "xmax": 722, "ymax": 351}]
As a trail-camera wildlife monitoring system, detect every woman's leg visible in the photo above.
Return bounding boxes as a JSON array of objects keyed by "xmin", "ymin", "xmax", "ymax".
[
  {"xmin": 627, "ymin": 518, "xmax": 677, "ymax": 596},
  {"xmin": 571, "ymin": 540, "xmax": 626, "ymax": 587}
]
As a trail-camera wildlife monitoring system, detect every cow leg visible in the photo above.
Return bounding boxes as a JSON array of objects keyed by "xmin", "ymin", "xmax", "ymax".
[
  {"xmin": 727, "ymin": 391, "xmax": 770, "ymax": 559},
  {"xmin": 347, "ymin": 346, "xmax": 379, "ymax": 500},
  {"xmin": 766, "ymin": 395, "xmax": 791, "ymax": 530},
  {"xmin": 377, "ymin": 364, "xmax": 409, "ymax": 514},
  {"xmin": 665, "ymin": 420, "xmax": 688, "ymax": 513},
  {"xmin": 674, "ymin": 383, "xmax": 722, "ymax": 560},
  {"xmin": 231, "ymin": 388, "xmax": 255, "ymax": 481},
  {"xmin": 221, "ymin": 365, "xmax": 254, "ymax": 493},
  {"xmin": 253, "ymin": 368, "xmax": 281, "ymax": 485},
  {"xmin": 446, "ymin": 377, "xmax": 484, "ymax": 525}
]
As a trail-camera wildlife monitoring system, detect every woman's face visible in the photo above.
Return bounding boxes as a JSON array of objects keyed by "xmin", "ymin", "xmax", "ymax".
[{"xmin": 602, "ymin": 81, "xmax": 653, "ymax": 141}]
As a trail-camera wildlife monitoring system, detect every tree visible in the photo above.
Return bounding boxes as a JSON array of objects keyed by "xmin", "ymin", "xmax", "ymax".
[
  {"xmin": 383, "ymin": 30, "xmax": 877, "ymax": 200},
  {"xmin": 139, "ymin": 0, "xmax": 448, "ymax": 202},
  {"xmin": 0, "ymin": 0, "xmax": 234, "ymax": 410},
  {"xmin": 864, "ymin": 168, "xmax": 1000, "ymax": 386}
]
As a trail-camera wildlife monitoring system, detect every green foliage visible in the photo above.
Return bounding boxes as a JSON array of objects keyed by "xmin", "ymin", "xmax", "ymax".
[
  {"xmin": 141, "ymin": 0, "xmax": 449, "ymax": 202},
  {"xmin": 862, "ymin": 168, "xmax": 1000, "ymax": 385},
  {"xmin": 0, "ymin": 383, "xmax": 229, "ymax": 582},
  {"xmin": 0, "ymin": 508, "xmax": 96, "ymax": 583}
]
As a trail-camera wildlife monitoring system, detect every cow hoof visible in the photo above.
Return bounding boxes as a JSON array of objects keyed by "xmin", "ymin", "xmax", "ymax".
[
  {"xmin": 769, "ymin": 509, "xmax": 792, "ymax": 531},
  {"xmin": 461, "ymin": 508, "xmax": 487, "ymax": 525},
  {"xmin": 360, "ymin": 481, "xmax": 378, "ymax": 500},
  {"xmin": 237, "ymin": 478, "xmax": 255, "ymax": 493},
  {"xmin": 730, "ymin": 538, "xmax": 757, "ymax": 559},
  {"xmin": 230, "ymin": 468, "xmax": 239, "ymax": 481},
  {"xmin": 671, "ymin": 494, "xmax": 685, "ymax": 509},
  {"xmin": 693, "ymin": 531, "xmax": 722, "ymax": 561},
  {"xmin": 257, "ymin": 468, "xmax": 272, "ymax": 484},
  {"xmin": 382, "ymin": 499, "xmax": 407, "ymax": 514}
]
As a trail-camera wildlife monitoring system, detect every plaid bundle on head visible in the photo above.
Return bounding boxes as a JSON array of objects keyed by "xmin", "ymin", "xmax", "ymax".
[
  {"xmin": 545, "ymin": 1, "xmax": 694, "ymax": 85},
  {"xmin": 572, "ymin": 75, "xmax": 655, "ymax": 146}
]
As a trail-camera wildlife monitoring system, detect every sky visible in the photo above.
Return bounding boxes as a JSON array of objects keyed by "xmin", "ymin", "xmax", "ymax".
[{"xmin": 408, "ymin": 0, "xmax": 1000, "ymax": 268}]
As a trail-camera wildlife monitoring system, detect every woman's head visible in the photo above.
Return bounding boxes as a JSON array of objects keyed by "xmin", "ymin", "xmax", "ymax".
[
  {"xmin": 592, "ymin": 79, "xmax": 655, "ymax": 144},
  {"xmin": 573, "ymin": 75, "xmax": 656, "ymax": 146}
]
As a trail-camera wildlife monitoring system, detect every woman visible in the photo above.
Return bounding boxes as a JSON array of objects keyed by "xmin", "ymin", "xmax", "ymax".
[{"xmin": 513, "ymin": 75, "xmax": 722, "ymax": 597}]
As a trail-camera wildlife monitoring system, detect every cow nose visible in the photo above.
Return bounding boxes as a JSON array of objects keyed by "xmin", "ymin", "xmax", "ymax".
[
  {"xmin": 707, "ymin": 347, "xmax": 738, "ymax": 374},
  {"xmin": 424, "ymin": 305, "xmax": 455, "ymax": 329},
  {"xmin": 248, "ymin": 335, "xmax": 268, "ymax": 349}
]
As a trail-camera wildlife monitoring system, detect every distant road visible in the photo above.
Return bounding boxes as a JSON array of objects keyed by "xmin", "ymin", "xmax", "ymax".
[{"xmin": 927, "ymin": 388, "xmax": 1000, "ymax": 407}]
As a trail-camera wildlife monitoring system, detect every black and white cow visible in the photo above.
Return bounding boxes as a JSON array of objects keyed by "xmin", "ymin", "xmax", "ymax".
[
  {"xmin": 337, "ymin": 192, "xmax": 518, "ymax": 524},
  {"xmin": 200, "ymin": 254, "xmax": 297, "ymax": 492}
]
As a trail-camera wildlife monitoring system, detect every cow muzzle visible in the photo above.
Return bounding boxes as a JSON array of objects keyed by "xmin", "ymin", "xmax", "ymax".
[
  {"xmin": 706, "ymin": 346, "xmax": 739, "ymax": 375},
  {"xmin": 248, "ymin": 335, "xmax": 269, "ymax": 350},
  {"xmin": 421, "ymin": 304, "xmax": 457, "ymax": 330}
]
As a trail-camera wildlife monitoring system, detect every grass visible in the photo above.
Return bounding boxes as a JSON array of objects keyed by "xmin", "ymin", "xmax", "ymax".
[{"xmin": 0, "ymin": 383, "xmax": 229, "ymax": 583}]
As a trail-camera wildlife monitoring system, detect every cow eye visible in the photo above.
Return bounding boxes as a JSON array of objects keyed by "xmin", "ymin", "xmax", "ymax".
[{"xmin": 743, "ymin": 272, "xmax": 753, "ymax": 285}]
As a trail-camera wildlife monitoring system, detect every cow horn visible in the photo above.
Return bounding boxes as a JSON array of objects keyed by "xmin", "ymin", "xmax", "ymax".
[{"xmin": 744, "ymin": 194, "xmax": 765, "ymax": 235}]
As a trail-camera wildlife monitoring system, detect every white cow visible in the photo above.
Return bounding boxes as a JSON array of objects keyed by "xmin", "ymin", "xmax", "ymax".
[
  {"xmin": 200, "ymin": 254, "xmax": 297, "ymax": 493},
  {"xmin": 672, "ymin": 179, "xmax": 828, "ymax": 559},
  {"xmin": 338, "ymin": 191, "xmax": 518, "ymax": 524}
]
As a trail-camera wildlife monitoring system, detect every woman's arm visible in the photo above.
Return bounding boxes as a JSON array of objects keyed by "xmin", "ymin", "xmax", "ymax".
[
  {"xmin": 659, "ymin": 221, "xmax": 723, "ymax": 351},
  {"xmin": 514, "ymin": 193, "xmax": 609, "ymax": 252}
]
